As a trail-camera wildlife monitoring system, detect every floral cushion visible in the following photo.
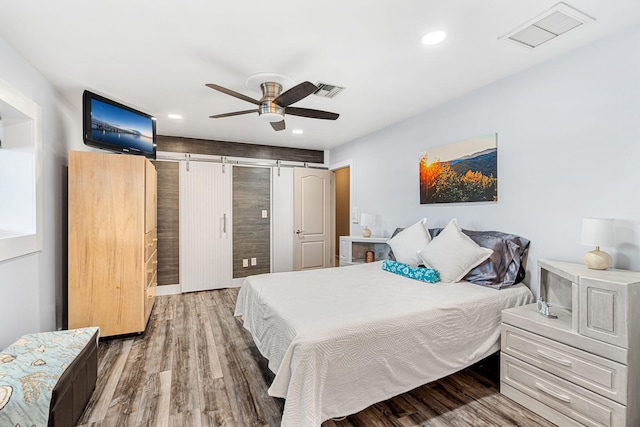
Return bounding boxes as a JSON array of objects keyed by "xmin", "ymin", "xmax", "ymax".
[{"xmin": 381, "ymin": 259, "xmax": 440, "ymax": 283}]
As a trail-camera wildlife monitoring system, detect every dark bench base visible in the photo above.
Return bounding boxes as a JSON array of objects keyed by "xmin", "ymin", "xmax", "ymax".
[{"xmin": 48, "ymin": 329, "xmax": 99, "ymax": 427}]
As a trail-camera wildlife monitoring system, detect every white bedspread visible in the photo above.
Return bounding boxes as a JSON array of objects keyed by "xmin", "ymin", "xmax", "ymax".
[{"xmin": 234, "ymin": 261, "xmax": 534, "ymax": 426}]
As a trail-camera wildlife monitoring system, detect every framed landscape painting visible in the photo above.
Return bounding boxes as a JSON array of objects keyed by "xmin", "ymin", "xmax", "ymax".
[{"xmin": 419, "ymin": 134, "xmax": 497, "ymax": 204}]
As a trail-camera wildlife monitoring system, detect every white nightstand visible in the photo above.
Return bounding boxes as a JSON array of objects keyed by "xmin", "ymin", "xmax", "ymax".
[
  {"xmin": 500, "ymin": 259, "xmax": 640, "ymax": 427},
  {"xmin": 339, "ymin": 236, "xmax": 390, "ymax": 266}
]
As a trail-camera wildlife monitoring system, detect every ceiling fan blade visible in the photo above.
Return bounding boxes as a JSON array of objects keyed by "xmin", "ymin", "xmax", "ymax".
[
  {"xmin": 205, "ymin": 83, "xmax": 261, "ymax": 105},
  {"xmin": 209, "ymin": 109, "xmax": 258, "ymax": 118},
  {"xmin": 285, "ymin": 107, "xmax": 339, "ymax": 120},
  {"xmin": 271, "ymin": 120, "xmax": 286, "ymax": 131},
  {"xmin": 273, "ymin": 81, "xmax": 317, "ymax": 107}
]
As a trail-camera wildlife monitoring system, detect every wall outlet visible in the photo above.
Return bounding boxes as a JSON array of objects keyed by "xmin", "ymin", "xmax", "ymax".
[
  {"xmin": 242, "ymin": 259, "xmax": 248, "ymax": 267},
  {"xmin": 261, "ymin": 209, "xmax": 268, "ymax": 218},
  {"xmin": 251, "ymin": 257, "xmax": 257, "ymax": 266}
]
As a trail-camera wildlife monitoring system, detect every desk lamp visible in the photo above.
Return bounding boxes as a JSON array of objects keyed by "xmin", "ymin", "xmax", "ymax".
[{"xmin": 581, "ymin": 218, "xmax": 614, "ymax": 270}]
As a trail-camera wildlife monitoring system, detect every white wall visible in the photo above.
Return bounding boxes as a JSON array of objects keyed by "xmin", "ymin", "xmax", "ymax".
[
  {"xmin": 329, "ymin": 24, "xmax": 640, "ymax": 295},
  {"xmin": 1, "ymin": 23, "xmax": 638, "ymax": 348},
  {"xmin": 0, "ymin": 36, "xmax": 81, "ymax": 348}
]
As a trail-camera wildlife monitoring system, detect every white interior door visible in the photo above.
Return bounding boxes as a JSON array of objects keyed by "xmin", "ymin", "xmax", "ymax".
[
  {"xmin": 180, "ymin": 161, "xmax": 232, "ymax": 292},
  {"xmin": 293, "ymin": 167, "xmax": 333, "ymax": 270}
]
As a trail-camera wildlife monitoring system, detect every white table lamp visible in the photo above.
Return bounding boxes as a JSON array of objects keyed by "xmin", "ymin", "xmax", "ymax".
[
  {"xmin": 360, "ymin": 213, "xmax": 373, "ymax": 237},
  {"xmin": 581, "ymin": 218, "xmax": 614, "ymax": 270}
]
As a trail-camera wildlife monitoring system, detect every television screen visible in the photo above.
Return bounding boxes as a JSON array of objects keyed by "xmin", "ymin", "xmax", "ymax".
[{"xmin": 82, "ymin": 90, "xmax": 156, "ymax": 159}]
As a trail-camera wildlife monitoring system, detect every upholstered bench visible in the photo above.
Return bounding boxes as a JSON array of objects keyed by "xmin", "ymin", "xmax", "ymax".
[{"xmin": 0, "ymin": 327, "xmax": 99, "ymax": 427}]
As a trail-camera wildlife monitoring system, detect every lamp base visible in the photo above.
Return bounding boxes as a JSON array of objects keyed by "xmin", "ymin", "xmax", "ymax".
[
  {"xmin": 584, "ymin": 249, "xmax": 612, "ymax": 270},
  {"xmin": 361, "ymin": 227, "xmax": 371, "ymax": 238}
]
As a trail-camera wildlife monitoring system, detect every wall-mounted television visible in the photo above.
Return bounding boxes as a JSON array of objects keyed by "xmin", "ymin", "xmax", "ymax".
[{"xmin": 82, "ymin": 90, "xmax": 156, "ymax": 159}]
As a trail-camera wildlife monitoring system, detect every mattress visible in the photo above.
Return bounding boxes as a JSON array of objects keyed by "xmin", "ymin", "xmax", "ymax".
[{"xmin": 234, "ymin": 261, "xmax": 534, "ymax": 426}]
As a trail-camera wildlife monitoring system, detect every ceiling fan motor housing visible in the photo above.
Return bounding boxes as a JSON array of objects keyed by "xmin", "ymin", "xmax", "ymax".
[
  {"xmin": 206, "ymin": 79, "xmax": 338, "ymax": 131},
  {"xmin": 258, "ymin": 82, "xmax": 285, "ymax": 122}
]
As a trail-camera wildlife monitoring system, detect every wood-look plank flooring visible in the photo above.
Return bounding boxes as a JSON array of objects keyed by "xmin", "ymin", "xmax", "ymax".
[{"xmin": 77, "ymin": 288, "xmax": 556, "ymax": 427}]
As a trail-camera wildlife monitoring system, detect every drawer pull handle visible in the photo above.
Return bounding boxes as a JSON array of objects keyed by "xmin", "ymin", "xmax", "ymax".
[
  {"xmin": 536, "ymin": 350, "xmax": 572, "ymax": 367},
  {"xmin": 535, "ymin": 382, "xmax": 571, "ymax": 403}
]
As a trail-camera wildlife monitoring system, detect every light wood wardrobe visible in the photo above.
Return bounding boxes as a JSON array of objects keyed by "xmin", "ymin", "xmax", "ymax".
[{"xmin": 68, "ymin": 151, "xmax": 157, "ymax": 337}]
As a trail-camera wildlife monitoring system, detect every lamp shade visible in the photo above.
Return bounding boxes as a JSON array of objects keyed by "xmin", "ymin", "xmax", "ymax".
[
  {"xmin": 360, "ymin": 213, "xmax": 374, "ymax": 228},
  {"xmin": 581, "ymin": 218, "xmax": 614, "ymax": 247}
]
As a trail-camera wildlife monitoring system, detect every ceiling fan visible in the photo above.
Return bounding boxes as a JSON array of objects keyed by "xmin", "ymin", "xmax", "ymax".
[{"xmin": 206, "ymin": 79, "xmax": 339, "ymax": 131}]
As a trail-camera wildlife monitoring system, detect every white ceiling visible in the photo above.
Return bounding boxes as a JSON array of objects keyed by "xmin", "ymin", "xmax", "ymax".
[{"xmin": 1, "ymin": 1, "xmax": 640, "ymax": 151}]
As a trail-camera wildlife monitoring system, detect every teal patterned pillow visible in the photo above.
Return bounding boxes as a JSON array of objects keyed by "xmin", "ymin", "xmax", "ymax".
[{"xmin": 381, "ymin": 259, "xmax": 440, "ymax": 283}]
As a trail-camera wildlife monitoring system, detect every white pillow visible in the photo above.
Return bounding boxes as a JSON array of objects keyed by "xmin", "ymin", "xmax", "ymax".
[
  {"xmin": 417, "ymin": 218, "xmax": 493, "ymax": 282},
  {"xmin": 387, "ymin": 218, "xmax": 431, "ymax": 266}
]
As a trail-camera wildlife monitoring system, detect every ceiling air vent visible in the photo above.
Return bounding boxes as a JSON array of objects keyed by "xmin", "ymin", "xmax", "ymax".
[
  {"xmin": 500, "ymin": 2, "xmax": 594, "ymax": 49},
  {"xmin": 313, "ymin": 82, "xmax": 346, "ymax": 98}
]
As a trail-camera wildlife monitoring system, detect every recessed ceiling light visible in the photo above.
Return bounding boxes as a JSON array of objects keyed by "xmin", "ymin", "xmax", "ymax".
[
  {"xmin": 420, "ymin": 31, "xmax": 446, "ymax": 45},
  {"xmin": 168, "ymin": 114, "xmax": 182, "ymax": 120},
  {"xmin": 292, "ymin": 129, "xmax": 304, "ymax": 135}
]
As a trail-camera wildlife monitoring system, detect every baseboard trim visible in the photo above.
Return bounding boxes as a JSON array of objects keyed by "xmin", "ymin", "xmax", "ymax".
[
  {"xmin": 156, "ymin": 284, "xmax": 181, "ymax": 296},
  {"xmin": 155, "ymin": 281, "xmax": 244, "ymax": 295}
]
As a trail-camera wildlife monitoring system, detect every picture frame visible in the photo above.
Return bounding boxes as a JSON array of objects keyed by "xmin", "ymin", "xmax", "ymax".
[{"xmin": 419, "ymin": 134, "xmax": 497, "ymax": 204}]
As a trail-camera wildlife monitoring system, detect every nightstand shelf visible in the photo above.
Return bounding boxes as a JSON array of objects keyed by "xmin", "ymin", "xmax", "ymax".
[
  {"xmin": 500, "ymin": 259, "xmax": 640, "ymax": 427},
  {"xmin": 339, "ymin": 236, "xmax": 390, "ymax": 266}
]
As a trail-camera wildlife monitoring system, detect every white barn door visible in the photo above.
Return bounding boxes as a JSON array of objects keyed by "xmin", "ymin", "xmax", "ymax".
[
  {"xmin": 180, "ymin": 161, "xmax": 232, "ymax": 292},
  {"xmin": 272, "ymin": 167, "xmax": 294, "ymax": 273}
]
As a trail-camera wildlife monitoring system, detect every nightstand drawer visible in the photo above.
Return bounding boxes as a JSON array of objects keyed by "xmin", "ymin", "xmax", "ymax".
[
  {"xmin": 502, "ymin": 325, "xmax": 627, "ymax": 404},
  {"xmin": 502, "ymin": 354, "xmax": 626, "ymax": 427}
]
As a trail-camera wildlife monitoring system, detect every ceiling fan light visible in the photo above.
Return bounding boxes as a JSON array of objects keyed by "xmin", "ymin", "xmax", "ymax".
[
  {"xmin": 259, "ymin": 112, "xmax": 284, "ymax": 122},
  {"xmin": 258, "ymin": 100, "xmax": 285, "ymax": 122},
  {"xmin": 420, "ymin": 30, "xmax": 446, "ymax": 45}
]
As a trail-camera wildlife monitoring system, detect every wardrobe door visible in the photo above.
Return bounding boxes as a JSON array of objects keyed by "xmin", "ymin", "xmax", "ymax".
[{"xmin": 180, "ymin": 161, "xmax": 232, "ymax": 292}]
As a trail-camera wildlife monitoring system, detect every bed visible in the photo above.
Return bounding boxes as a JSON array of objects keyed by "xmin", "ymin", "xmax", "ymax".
[{"xmin": 234, "ymin": 219, "xmax": 534, "ymax": 426}]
